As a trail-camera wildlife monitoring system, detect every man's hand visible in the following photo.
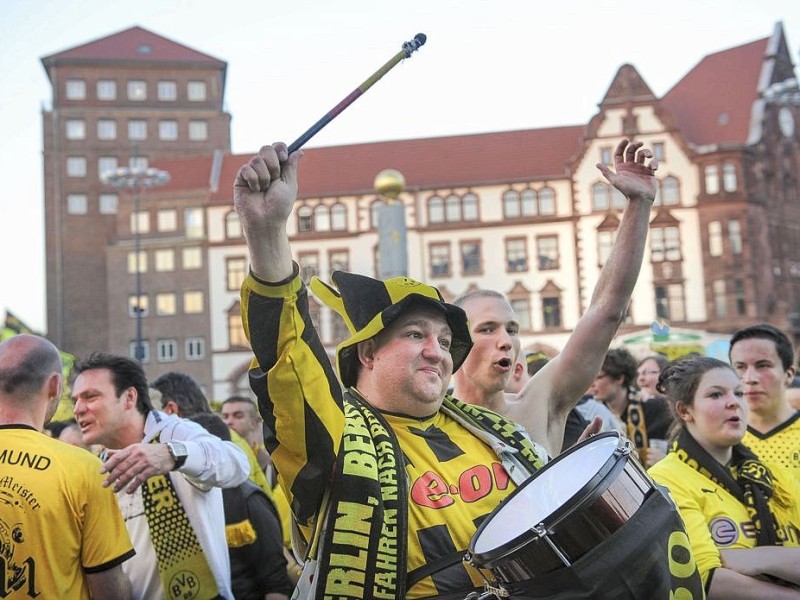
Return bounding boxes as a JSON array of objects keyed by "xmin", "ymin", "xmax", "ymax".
[
  {"xmin": 234, "ymin": 143, "xmax": 302, "ymax": 237},
  {"xmin": 596, "ymin": 139, "xmax": 658, "ymax": 203},
  {"xmin": 101, "ymin": 443, "xmax": 176, "ymax": 494}
]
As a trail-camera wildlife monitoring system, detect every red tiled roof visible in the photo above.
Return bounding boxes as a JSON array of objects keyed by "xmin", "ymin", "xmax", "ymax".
[
  {"xmin": 151, "ymin": 155, "xmax": 215, "ymax": 194},
  {"xmin": 209, "ymin": 126, "xmax": 586, "ymax": 202},
  {"xmin": 661, "ymin": 38, "xmax": 768, "ymax": 147},
  {"xmin": 41, "ymin": 26, "xmax": 225, "ymax": 66}
]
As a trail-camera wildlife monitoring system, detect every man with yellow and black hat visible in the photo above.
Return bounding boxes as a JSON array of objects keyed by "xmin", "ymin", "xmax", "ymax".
[{"xmin": 232, "ymin": 141, "xmax": 701, "ymax": 599}]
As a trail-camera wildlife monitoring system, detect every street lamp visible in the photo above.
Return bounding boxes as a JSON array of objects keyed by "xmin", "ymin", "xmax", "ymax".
[
  {"xmin": 101, "ymin": 165, "xmax": 170, "ymax": 362},
  {"xmin": 374, "ymin": 168, "xmax": 408, "ymax": 279}
]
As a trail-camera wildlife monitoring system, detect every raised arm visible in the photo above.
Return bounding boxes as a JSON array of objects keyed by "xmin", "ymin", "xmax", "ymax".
[
  {"xmin": 234, "ymin": 143, "xmax": 302, "ymax": 282},
  {"xmin": 523, "ymin": 139, "xmax": 658, "ymax": 453}
]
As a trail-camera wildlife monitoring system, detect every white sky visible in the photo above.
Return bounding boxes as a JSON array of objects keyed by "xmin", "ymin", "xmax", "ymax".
[{"xmin": 1, "ymin": 0, "xmax": 799, "ymax": 333}]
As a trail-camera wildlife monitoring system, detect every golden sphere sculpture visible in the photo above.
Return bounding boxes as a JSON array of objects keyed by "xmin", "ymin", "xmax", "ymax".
[{"xmin": 374, "ymin": 169, "xmax": 406, "ymax": 200}]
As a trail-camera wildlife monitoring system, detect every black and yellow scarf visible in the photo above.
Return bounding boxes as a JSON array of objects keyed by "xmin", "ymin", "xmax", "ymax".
[
  {"xmin": 313, "ymin": 391, "xmax": 544, "ymax": 600},
  {"xmin": 671, "ymin": 428, "xmax": 783, "ymax": 546}
]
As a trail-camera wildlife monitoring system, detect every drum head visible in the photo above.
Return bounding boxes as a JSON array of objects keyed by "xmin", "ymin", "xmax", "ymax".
[{"xmin": 471, "ymin": 432, "xmax": 623, "ymax": 557}]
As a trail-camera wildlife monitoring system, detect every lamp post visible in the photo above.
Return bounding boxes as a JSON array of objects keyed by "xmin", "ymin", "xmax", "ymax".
[
  {"xmin": 101, "ymin": 165, "xmax": 170, "ymax": 362},
  {"xmin": 375, "ymin": 169, "xmax": 408, "ymax": 279}
]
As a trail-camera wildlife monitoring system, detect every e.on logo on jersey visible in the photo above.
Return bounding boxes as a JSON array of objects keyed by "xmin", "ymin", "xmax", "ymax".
[
  {"xmin": 410, "ymin": 462, "xmax": 510, "ymax": 509},
  {"xmin": 709, "ymin": 517, "xmax": 740, "ymax": 546}
]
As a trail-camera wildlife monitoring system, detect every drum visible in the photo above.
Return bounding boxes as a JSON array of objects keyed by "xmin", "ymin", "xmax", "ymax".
[{"xmin": 466, "ymin": 432, "xmax": 655, "ymax": 594}]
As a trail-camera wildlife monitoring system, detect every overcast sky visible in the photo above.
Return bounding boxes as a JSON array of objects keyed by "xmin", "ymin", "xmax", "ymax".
[{"xmin": 2, "ymin": 0, "xmax": 799, "ymax": 333}]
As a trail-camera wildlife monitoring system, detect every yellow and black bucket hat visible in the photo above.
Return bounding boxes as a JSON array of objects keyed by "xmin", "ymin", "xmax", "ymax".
[{"xmin": 309, "ymin": 271, "xmax": 472, "ymax": 388}]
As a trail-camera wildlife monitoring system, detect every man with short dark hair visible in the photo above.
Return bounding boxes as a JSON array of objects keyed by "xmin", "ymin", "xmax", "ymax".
[
  {"xmin": 0, "ymin": 335, "xmax": 133, "ymax": 598},
  {"xmin": 72, "ymin": 353, "xmax": 249, "ymax": 599},
  {"xmin": 729, "ymin": 323, "xmax": 800, "ymax": 480}
]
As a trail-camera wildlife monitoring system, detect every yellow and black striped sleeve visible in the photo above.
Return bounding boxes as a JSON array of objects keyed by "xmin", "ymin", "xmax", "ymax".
[{"xmin": 241, "ymin": 268, "xmax": 345, "ymax": 529}]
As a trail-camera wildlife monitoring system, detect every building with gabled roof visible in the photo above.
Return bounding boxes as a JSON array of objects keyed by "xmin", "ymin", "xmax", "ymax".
[{"xmin": 42, "ymin": 23, "xmax": 800, "ymax": 398}]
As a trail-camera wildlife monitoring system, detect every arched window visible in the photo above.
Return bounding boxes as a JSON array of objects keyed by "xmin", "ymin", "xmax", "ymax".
[
  {"xmin": 660, "ymin": 176, "xmax": 680, "ymax": 205},
  {"xmin": 462, "ymin": 193, "xmax": 479, "ymax": 221},
  {"xmin": 225, "ymin": 210, "xmax": 242, "ymax": 238},
  {"xmin": 331, "ymin": 203, "xmax": 347, "ymax": 231},
  {"xmin": 521, "ymin": 189, "xmax": 537, "ymax": 216},
  {"xmin": 445, "ymin": 194, "xmax": 461, "ymax": 222},
  {"xmin": 297, "ymin": 205, "xmax": 313, "ymax": 232},
  {"xmin": 503, "ymin": 190, "xmax": 520, "ymax": 218},
  {"xmin": 428, "ymin": 195, "xmax": 444, "ymax": 224},
  {"xmin": 370, "ymin": 199, "xmax": 384, "ymax": 229},
  {"xmin": 314, "ymin": 205, "xmax": 330, "ymax": 232},
  {"xmin": 538, "ymin": 187, "xmax": 555, "ymax": 215},
  {"xmin": 592, "ymin": 182, "xmax": 609, "ymax": 211}
]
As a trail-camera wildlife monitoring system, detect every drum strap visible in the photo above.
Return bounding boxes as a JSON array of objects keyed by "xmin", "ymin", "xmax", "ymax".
[
  {"xmin": 406, "ymin": 551, "xmax": 468, "ymax": 590},
  {"xmin": 625, "ymin": 395, "xmax": 648, "ymax": 452}
]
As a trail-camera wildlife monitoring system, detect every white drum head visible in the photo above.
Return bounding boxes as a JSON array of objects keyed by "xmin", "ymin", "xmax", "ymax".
[{"xmin": 473, "ymin": 435, "xmax": 620, "ymax": 554}]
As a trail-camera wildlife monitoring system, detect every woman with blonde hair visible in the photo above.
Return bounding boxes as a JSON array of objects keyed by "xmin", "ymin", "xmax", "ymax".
[{"xmin": 649, "ymin": 355, "xmax": 800, "ymax": 598}]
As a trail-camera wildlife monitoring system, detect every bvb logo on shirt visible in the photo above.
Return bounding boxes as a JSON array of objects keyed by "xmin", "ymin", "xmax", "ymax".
[{"xmin": 169, "ymin": 569, "xmax": 200, "ymax": 599}]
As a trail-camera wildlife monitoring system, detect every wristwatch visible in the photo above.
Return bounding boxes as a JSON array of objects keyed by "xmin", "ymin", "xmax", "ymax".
[{"xmin": 166, "ymin": 441, "xmax": 188, "ymax": 470}]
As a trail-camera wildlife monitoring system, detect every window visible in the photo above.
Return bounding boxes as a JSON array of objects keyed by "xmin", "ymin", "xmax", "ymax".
[
  {"xmin": 611, "ymin": 188, "xmax": 627, "ymax": 209},
  {"xmin": 128, "ymin": 294, "xmax": 149, "ymax": 317},
  {"xmin": 729, "ymin": 220, "xmax": 742, "ymax": 254},
  {"xmin": 185, "ymin": 208, "xmax": 204, "ymax": 238},
  {"xmin": 314, "ymin": 205, "xmax": 330, "ymax": 232},
  {"xmin": 159, "ymin": 120, "xmax": 178, "ymax": 141},
  {"xmin": 157, "ymin": 209, "xmax": 177, "ymax": 232},
  {"xmin": 503, "ymin": 190, "xmax": 521, "ymax": 218},
  {"xmin": 708, "ymin": 221, "xmax": 723, "ymax": 257},
  {"xmin": 158, "ymin": 80, "xmax": 177, "ymax": 101},
  {"xmin": 652, "ymin": 143, "xmax": 665, "ymax": 161},
  {"xmin": 182, "ymin": 247, "xmax": 202, "ymax": 270},
  {"xmin": 460, "ymin": 241, "xmax": 482, "ymax": 275},
  {"xmin": 505, "ymin": 238, "xmax": 528, "ymax": 272},
  {"xmin": 229, "ymin": 314, "xmax": 249, "ymax": 348},
  {"xmin": 655, "ymin": 284, "xmax": 686, "ymax": 322},
  {"xmin": 600, "ymin": 146, "xmax": 613, "ymax": 165},
  {"xmin": 542, "ymin": 297, "xmax": 562, "ymax": 329},
  {"xmin": 154, "ymin": 249, "xmax": 175, "ymax": 272},
  {"xmin": 713, "ymin": 280, "xmax": 727, "ymax": 317},
  {"xmin": 129, "ymin": 156, "xmax": 148, "ymax": 172},
  {"xmin": 128, "ymin": 120, "xmax": 147, "ymax": 141},
  {"xmin": 184, "ymin": 291, "xmax": 204, "ymax": 314},
  {"xmin": 537, "ymin": 236, "xmax": 559, "ymax": 270},
  {"xmin": 66, "ymin": 119, "xmax": 85, "ymax": 140},
  {"xmin": 299, "ymin": 253, "xmax": 319, "ymax": 282},
  {"xmin": 430, "ymin": 243, "xmax": 451, "ymax": 277},
  {"xmin": 97, "ymin": 119, "xmax": 117, "ymax": 140},
  {"xmin": 704, "ymin": 165, "xmax": 719, "ymax": 194},
  {"xmin": 659, "ymin": 177, "xmax": 680, "ymax": 206},
  {"xmin": 723, "ymin": 163, "xmax": 737, "ymax": 192},
  {"xmin": 369, "ymin": 200, "xmax": 384, "ymax": 229},
  {"xmin": 65, "ymin": 79, "xmax": 86, "ymax": 100},
  {"xmin": 509, "ymin": 298, "xmax": 532, "ymax": 330},
  {"xmin": 129, "ymin": 341, "xmax": 150, "ymax": 363},
  {"xmin": 99, "ymin": 194, "xmax": 118, "ymax": 214},
  {"xmin": 226, "ymin": 257, "xmax": 247, "ymax": 291},
  {"xmin": 428, "ymin": 196, "xmax": 444, "ymax": 224},
  {"xmin": 462, "ymin": 193, "xmax": 479, "ymax": 221},
  {"xmin": 127, "ymin": 251, "xmax": 147, "ymax": 273},
  {"xmin": 734, "ymin": 280, "xmax": 746, "ymax": 316},
  {"xmin": 185, "ymin": 337, "xmax": 205, "ymax": 360},
  {"xmin": 330, "ymin": 311, "xmax": 349, "ymax": 344},
  {"xmin": 98, "ymin": 156, "xmax": 118, "ymax": 180},
  {"xmin": 329, "ymin": 250, "xmax": 349, "ymax": 276},
  {"xmin": 538, "ymin": 188, "xmax": 556, "ymax": 215},
  {"xmin": 187, "ymin": 81, "xmax": 207, "ymax": 101},
  {"xmin": 156, "ymin": 293, "xmax": 176, "ymax": 315},
  {"xmin": 97, "ymin": 80, "xmax": 116, "ymax": 100},
  {"xmin": 188, "ymin": 120, "xmax": 208, "ymax": 140},
  {"xmin": 156, "ymin": 339, "xmax": 178, "ymax": 362},
  {"xmin": 131, "ymin": 211, "xmax": 150, "ymax": 234},
  {"xmin": 592, "ymin": 182, "xmax": 609, "ymax": 211},
  {"xmin": 331, "ymin": 204, "xmax": 347, "ymax": 230},
  {"xmin": 66, "ymin": 156, "xmax": 86, "ymax": 177},
  {"xmin": 445, "ymin": 194, "xmax": 461, "ymax": 222},
  {"xmin": 521, "ymin": 189, "xmax": 537, "ymax": 216},
  {"xmin": 127, "ymin": 80, "xmax": 147, "ymax": 101},
  {"xmin": 225, "ymin": 211, "xmax": 242, "ymax": 238},
  {"xmin": 67, "ymin": 194, "xmax": 88, "ymax": 215},
  {"xmin": 297, "ymin": 205, "xmax": 313, "ymax": 232},
  {"xmin": 651, "ymin": 227, "xmax": 681, "ymax": 262},
  {"xmin": 597, "ymin": 230, "xmax": 615, "ymax": 266}
]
